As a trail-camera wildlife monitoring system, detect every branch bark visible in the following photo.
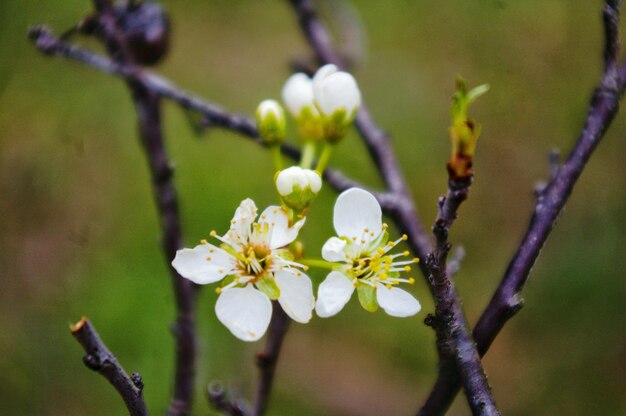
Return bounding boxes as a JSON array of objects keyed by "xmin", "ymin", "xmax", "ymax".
[
  {"xmin": 71, "ymin": 317, "xmax": 148, "ymax": 416},
  {"xmin": 418, "ymin": 1, "xmax": 625, "ymax": 414}
]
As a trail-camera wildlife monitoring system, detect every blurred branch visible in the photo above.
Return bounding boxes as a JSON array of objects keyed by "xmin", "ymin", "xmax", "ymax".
[
  {"xmin": 207, "ymin": 382, "xmax": 250, "ymax": 416},
  {"xmin": 92, "ymin": 4, "xmax": 197, "ymax": 414},
  {"xmin": 253, "ymin": 303, "xmax": 291, "ymax": 416},
  {"xmin": 287, "ymin": 0, "xmax": 433, "ymax": 274},
  {"xmin": 71, "ymin": 317, "xmax": 148, "ymax": 416},
  {"xmin": 27, "ymin": 25, "xmax": 375, "ymax": 200},
  {"xmin": 419, "ymin": 1, "xmax": 626, "ymax": 414}
]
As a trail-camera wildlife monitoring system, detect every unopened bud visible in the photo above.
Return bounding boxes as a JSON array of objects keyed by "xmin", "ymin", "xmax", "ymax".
[
  {"xmin": 275, "ymin": 166, "xmax": 322, "ymax": 211},
  {"xmin": 256, "ymin": 99, "xmax": 286, "ymax": 145},
  {"xmin": 312, "ymin": 64, "xmax": 361, "ymax": 143},
  {"xmin": 282, "ymin": 73, "xmax": 324, "ymax": 141}
]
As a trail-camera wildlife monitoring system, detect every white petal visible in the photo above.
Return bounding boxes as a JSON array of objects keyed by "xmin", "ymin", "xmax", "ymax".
[
  {"xmin": 215, "ymin": 285, "xmax": 272, "ymax": 341},
  {"xmin": 315, "ymin": 271, "xmax": 355, "ymax": 318},
  {"xmin": 315, "ymin": 71, "xmax": 361, "ymax": 116},
  {"xmin": 376, "ymin": 286, "xmax": 421, "ymax": 317},
  {"xmin": 321, "ymin": 237, "xmax": 348, "ymax": 262},
  {"xmin": 303, "ymin": 169, "xmax": 322, "ymax": 193},
  {"xmin": 333, "ymin": 188, "xmax": 382, "ymax": 242},
  {"xmin": 171, "ymin": 244, "xmax": 235, "ymax": 285},
  {"xmin": 282, "ymin": 73, "xmax": 317, "ymax": 117},
  {"xmin": 275, "ymin": 270, "xmax": 315, "ymax": 323},
  {"xmin": 225, "ymin": 198, "xmax": 257, "ymax": 246},
  {"xmin": 259, "ymin": 205, "xmax": 305, "ymax": 249},
  {"xmin": 276, "ymin": 166, "xmax": 307, "ymax": 196},
  {"xmin": 312, "ymin": 64, "xmax": 338, "ymax": 93}
]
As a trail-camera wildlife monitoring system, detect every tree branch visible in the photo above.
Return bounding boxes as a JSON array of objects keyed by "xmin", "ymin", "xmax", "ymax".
[
  {"xmin": 253, "ymin": 303, "xmax": 291, "ymax": 416},
  {"xmin": 418, "ymin": 1, "xmax": 625, "ymax": 414},
  {"xmin": 71, "ymin": 317, "xmax": 148, "ymax": 416},
  {"xmin": 425, "ymin": 176, "xmax": 500, "ymax": 416},
  {"xmin": 207, "ymin": 382, "xmax": 250, "ymax": 416}
]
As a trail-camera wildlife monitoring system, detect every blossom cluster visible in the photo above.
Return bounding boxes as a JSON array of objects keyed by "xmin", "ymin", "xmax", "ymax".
[{"xmin": 172, "ymin": 66, "xmax": 421, "ymax": 341}]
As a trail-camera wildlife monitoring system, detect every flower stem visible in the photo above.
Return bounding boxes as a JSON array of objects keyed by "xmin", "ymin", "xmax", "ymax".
[
  {"xmin": 300, "ymin": 141, "xmax": 316, "ymax": 169},
  {"xmin": 271, "ymin": 144, "xmax": 283, "ymax": 171},
  {"xmin": 315, "ymin": 142, "xmax": 333, "ymax": 173},
  {"xmin": 300, "ymin": 258, "xmax": 335, "ymax": 270}
]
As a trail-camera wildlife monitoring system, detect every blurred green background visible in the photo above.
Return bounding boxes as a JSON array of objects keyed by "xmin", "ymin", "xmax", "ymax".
[{"xmin": 1, "ymin": 0, "xmax": 625, "ymax": 415}]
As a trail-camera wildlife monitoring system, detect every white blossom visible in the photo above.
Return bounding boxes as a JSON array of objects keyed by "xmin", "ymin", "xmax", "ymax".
[
  {"xmin": 172, "ymin": 199, "xmax": 314, "ymax": 341},
  {"xmin": 315, "ymin": 188, "xmax": 421, "ymax": 318}
]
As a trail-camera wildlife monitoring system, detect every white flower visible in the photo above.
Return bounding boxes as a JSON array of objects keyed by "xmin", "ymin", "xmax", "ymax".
[
  {"xmin": 315, "ymin": 188, "xmax": 421, "ymax": 318},
  {"xmin": 312, "ymin": 64, "xmax": 361, "ymax": 118},
  {"xmin": 256, "ymin": 99, "xmax": 286, "ymax": 144},
  {"xmin": 172, "ymin": 199, "xmax": 314, "ymax": 341}
]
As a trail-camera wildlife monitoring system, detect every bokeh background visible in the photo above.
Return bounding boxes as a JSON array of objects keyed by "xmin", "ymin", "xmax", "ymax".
[{"xmin": 1, "ymin": 1, "xmax": 625, "ymax": 415}]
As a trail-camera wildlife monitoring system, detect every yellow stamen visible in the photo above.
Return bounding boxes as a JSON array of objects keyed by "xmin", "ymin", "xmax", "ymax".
[
  {"xmin": 215, "ymin": 287, "xmax": 222, "ymax": 294},
  {"xmin": 401, "ymin": 234, "xmax": 408, "ymax": 241},
  {"xmin": 413, "ymin": 258, "xmax": 420, "ymax": 263},
  {"xmin": 404, "ymin": 266, "xmax": 411, "ymax": 272},
  {"xmin": 200, "ymin": 239, "xmax": 208, "ymax": 245},
  {"xmin": 403, "ymin": 250, "xmax": 410, "ymax": 256},
  {"xmin": 408, "ymin": 277, "xmax": 415, "ymax": 284}
]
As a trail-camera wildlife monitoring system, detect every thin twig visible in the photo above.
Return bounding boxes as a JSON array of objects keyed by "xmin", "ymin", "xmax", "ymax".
[
  {"xmin": 418, "ymin": 1, "xmax": 625, "ymax": 413},
  {"xmin": 71, "ymin": 317, "xmax": 148, "ymax": 416},
  {"xmin": 253, "ymin": 303, "xmax": 291, "ymax": 416}
]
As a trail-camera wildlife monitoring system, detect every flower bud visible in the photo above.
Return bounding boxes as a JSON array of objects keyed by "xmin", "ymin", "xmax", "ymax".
[
  {"xmin": 256, "ymin": 99, "xmax": 286, "ymax": 145},
  {"xmin": 275, "ymin": 166, "xmax": 322, "ymax": 211},
  {"xmin": 312, "ymin": 64, "xmax": 361, "ymax": 142},
  {"xmin": 281, "ymin": 73, "xmax": 324, "ymax": 141}
]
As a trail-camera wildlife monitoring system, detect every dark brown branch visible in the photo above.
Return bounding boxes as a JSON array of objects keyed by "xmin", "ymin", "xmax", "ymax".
[
  {"xmin": 253, "ymin": 303, "xmax": 291, "ymax": 416},
  {"xmin": 418, "ymin": 1, "xmax": 625, "ymax": 413},
  {"xmin": 84, "ymin": 3, "xmax": 197, "ymax": 413},
  {"xmin": 425, "ymin": 177, "xmax": 499, "ymax": 416},
  {"xmin": 71, "ymin": 317, "xmax": 148, "ymax": 416}
]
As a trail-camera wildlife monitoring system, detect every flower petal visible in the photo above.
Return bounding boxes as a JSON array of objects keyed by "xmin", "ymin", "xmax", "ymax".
[
  {"xmin": 376, "ymin": 286, "xmax": 421, "ymax": 318},
  {"xmin": 315, "ymin": 271, "xmax": 355, "ymax": 318},
  {"xmin": 172, "ymin": 243, "xmax": 235, "ymax": 285},
  {"xmin": 259, "ymin": 205, "xmax": 305, "ymax": 249},
  {"xmin": 321, "ymin": 237, "xmax": 348, "ymax": 262},
  {"xmin": 215, "ymin": 285, "xmax": 272, "ymax": 341},
  {"xmin": 225, "ymin": 198, "xmax": 257, "ymax": 246},
  {"xmin": 314, "ymin": 71, "xmax": 361, "ymax": 116},
  {"xmin": 275, "ymin": 270, "xmax": 315, "ymax": 323},
  {"xmin": 333, "ymin": 188, "xmax": 382, "ymax": 242}
]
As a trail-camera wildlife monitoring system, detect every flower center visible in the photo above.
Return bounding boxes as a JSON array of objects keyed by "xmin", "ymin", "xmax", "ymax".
[{"xmin": 238, "ymin": 243, "xmax": 272, "ymax": 278}]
